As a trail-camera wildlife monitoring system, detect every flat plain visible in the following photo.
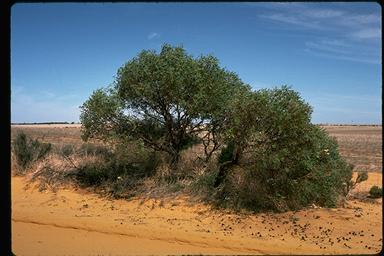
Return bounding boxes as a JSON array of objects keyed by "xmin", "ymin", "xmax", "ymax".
[
  {"xmin": 11, "ymin": 124, "xmax": 382, "ymax": 255},
  {"xmin": 323, "ymin": 125, "xmax": 382, "ymax": 172}
]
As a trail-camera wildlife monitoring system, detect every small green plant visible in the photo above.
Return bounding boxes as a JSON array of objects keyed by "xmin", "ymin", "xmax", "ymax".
[
  {"xmin": 12, "ymin": 132, "xmax": 52, "ymax": 172},
  {"xmin": 368, "ymin": 186, "xmax": 382, "ymax": 198}
]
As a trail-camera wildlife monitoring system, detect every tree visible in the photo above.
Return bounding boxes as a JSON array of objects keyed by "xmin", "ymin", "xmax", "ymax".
[
  {"xmin": 80, "ymin": 45, "xmax": 352, "ymax": 211},
  {"xmin": 80, "ymin": 44, "xmax": 249, "ymax": 165},
  {"xmin": 214, "ymin": 86, "xmax": 353, "ymax": 211}
]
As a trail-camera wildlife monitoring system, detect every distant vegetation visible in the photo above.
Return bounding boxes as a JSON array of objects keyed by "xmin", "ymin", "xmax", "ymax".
[
  {"xmin": 12, "ymin": 44, "xmax": 355, "ymax": 212},
  {"xmin": 12, "ymin": 121, "xmax": 78, "ymax": 125},
  {"xmin": 318, "ymin": 124, "xmax": 381, "ymax": 127}
]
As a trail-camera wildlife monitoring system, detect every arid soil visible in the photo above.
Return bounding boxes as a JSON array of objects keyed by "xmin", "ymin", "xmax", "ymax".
[
  {"xmin": 11, "ymin": 124, "xmax": 382, "ymax": 255},
  {"xmin": 12, "ymin": 172, "xmax": 382, "ymax": 255}
]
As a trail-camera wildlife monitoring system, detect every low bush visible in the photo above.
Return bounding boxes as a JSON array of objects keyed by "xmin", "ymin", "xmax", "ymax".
[
  {"xmin": 222, "ymin": 125, "xmax": 352, "ymax": 211},
  {"xmin": 191, "ymin": 169, "xmax": 218, "ymax": 194},
  {"xmin": 12, "ymin": 132, "xmax": 52, "ymax": 172},
  {"xmin": 29, "ymin": 165, "xmax": 72, "ymax": 192},
  {"xmin": 368, "ymin": 186, "xmax": 382, "ymax": 198},
  {"xmin": 74, "ymin": 140, "xmax": 161, "ymax": 197},
  {"xmin": 213, "ymin": 87, "xmax": 354, "ymax": 212},
  {"xmin": 75, "ymin": 162, "xmax": 110, "ymax": 186}
]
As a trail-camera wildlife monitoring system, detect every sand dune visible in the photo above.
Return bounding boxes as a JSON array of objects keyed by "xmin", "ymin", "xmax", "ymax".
[{"xmin": 12, "ymin": 173, "xmax": 382, "ymax": 255}]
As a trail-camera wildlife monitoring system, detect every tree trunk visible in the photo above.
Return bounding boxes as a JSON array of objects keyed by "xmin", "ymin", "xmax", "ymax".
[
  {"xmin": 213, "ymin": 143, "xmax": 242, "ymax": 188},
  {"xmin": 169, "ymin": 148, "xmax": 181, "ymax": 168},
  {"xmin": 213, "ymin": 161, "xmax": 233, "ymax": 188},
  {"xmin": 232, "ymin": 144, "xmax": 241, "ymax": 164}
]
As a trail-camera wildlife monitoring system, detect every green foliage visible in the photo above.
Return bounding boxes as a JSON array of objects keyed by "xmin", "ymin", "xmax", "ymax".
[
  {"xmin": 214, "ymin": 87, "xmax": 353, "ymax": 211},
  {"xmin": 80, "ymin": 44, "xmax": 249, "ymax": 165},
  {"xmin": 368, "ymin": 186, "xmax": 382, "ymax": 198},
  {"xmin": 192, "ymin": 169, "xmax": 218, "ymax": 194},
  {"xmin": 12, "ymin": 132, "xmax": 52, "ymax": 171},
  {"xmin": 75, "ymin": 162, "xmax": 110, "ymax": 186},
  {"xmin": 218, "ymin": 141, "xmax": 236, "ymax": 164},
  {"xmin": 74, "ymin": 141, "xmax": 160, "ymax": 197},
  {"xmin": 78, "ymin": 44, "xmax": 353, "ymax": 212},
  {"xmin": 80, "ymin": 88, "xmax": 123, "ymax": 142}
]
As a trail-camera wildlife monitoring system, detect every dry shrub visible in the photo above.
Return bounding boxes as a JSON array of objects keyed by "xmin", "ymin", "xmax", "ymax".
[
  {"xmin": 73, "ymin": 141, "xmax": 161, "ymax": 198},
  {"xmin": 24, "ymin": 152, "xmax": 81, "ymax": 192},
  {"xmin": 12, "ymin": 132, "xmax": 52, "ymax": 174}
]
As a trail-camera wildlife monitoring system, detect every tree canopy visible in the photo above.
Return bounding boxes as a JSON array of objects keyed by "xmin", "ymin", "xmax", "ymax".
[{"xmin": 80, "ymin": 44, "xmax": 249, "ymax": 164}]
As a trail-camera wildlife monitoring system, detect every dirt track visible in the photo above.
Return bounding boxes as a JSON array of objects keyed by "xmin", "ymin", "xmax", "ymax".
[{"xmin": 12, "ymin": 173, "xmax": 382, "ymax": 255}]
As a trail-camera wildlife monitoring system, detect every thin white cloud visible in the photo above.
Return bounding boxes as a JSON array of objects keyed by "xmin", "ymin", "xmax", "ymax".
[
  {"xmin": 304, "ymin": 48, "xmax": 380, "ymax": 64},
  {"xmin": 352, "ymin": 28, "xmax": 381, "ymax": 39},
  {"xmin": 257, "ymin": 3, "xmax": 381, "ymax": 64},
  {"xmin": 257, "ymin": 3, "xmax": 381, "ymax": 37},
  {"xmin": 319, "ymin": 39, "xmax": 348, "ymax": 47},
  {"xmin": 305, "ymin": 41, "xmax": 351, "ymax": 55},
  {"xmin": 304, "ymin": 38, "xmax": 380, "ymax": 64},
  {"xmin": 259, "ymin": 13, "xmax": 323, "ymax": 29},
  {"xmin": 147, "ymin": 32, "xmax": 160, "ymax": 40},
  {"xmin": 302, "ymin": 9, "xmax": 344, "ymax": 18},
  {"xmin": 341, "ymin": 13, "xmax": 380, "ymax": 25}
]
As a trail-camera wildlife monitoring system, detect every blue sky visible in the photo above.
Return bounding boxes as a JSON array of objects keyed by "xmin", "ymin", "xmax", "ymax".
[{"xmin": 11, "ymin": 2, "xmax": 381, "ymax": 124}]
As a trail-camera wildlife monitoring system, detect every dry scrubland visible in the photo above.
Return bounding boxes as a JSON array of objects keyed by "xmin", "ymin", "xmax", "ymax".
[
  {"xmin": 11, "ymin": 124, "xmax": 382, "ymax": 255},
  {"xmin": 323, "ymin": 125, "xmax": 382, "ymax": 172},
  {"xmin": 12, "ymin": 124, "xmax": 382, "ymax": 173}
]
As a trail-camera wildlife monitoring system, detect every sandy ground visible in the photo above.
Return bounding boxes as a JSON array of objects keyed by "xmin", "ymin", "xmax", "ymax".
[{"xmin": 12, "ymin": 172, "xmax": 382, "ymax": 255}]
